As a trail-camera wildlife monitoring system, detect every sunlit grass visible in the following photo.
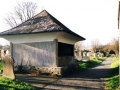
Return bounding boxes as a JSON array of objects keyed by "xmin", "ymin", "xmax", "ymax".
[
  {"xmin": 0, "ymin": 61, "xmax": 34, "ymax": 90},
  {"xmin": 110, "ymin": 57, "xmax": 119, "ymax": 68},
  {"xmin": 76, "ymin": 56, "xmax": 107, "ymax": 69},
  {"xmin": 0, "ymin": 75, "xmax": 35, "ymax": 90},
  {"xmin": 105, "ymin": 57, "xmax": 119, "ymax": 90}
]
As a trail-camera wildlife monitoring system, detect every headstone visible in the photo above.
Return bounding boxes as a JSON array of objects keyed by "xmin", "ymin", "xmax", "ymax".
[
  {"xmin": 79, "ymin": 51, "xmax": 82, "ymax": 56},
  {"xmin": 81, "ymin": 51, "xmax": 83, "ymax": 58},
  {"xmin": 75, "ymin": 50, "xmax": 82, "ymax": 61},
  {"xmin": 6, "ymin": 50, "xmax": 10, "ymax": 56},
  {"xmin": 1, "ymin": 50, "xmax": 5, "ymax": 58},
  {"xmin": 99, "ymin": 53, "xmax": 103, "ymax": 58},
  {"xmin": 2, "ymin": 55, "xmax": 15, "ymax": 79},
  {"xmin": 89, "ymin": 52, "xmax": 92, "ymax": 57},
  {"xmin": 93, "ymin": 53, "xmax": 96, "ymax": 58},
  {"xmin": 83, "ymin": 52, "xmax": 90, "ymax": 61},
  {"xmin": 83, "ymin": 52, "xmax": 86, "ymax": 56},
  {"xmin": 83, "ymin": 56, "xmax": 90, "ymax": 60},
  {"xmin": 77, "ymin": 56, "xmax": 82, "ymax": 61},
  {"xmin": 87, "ymin": 52, "xmax": 90, "ymax": 56}
]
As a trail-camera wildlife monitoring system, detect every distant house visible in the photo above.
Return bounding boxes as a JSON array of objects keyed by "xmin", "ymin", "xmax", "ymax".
[{"xmin": 0, "ymin": 10, "xmax": 85, "ymax": 75}]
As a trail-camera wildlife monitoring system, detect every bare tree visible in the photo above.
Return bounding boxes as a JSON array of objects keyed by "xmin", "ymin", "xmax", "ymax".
[
  {"xmin": 111, "ymin": 37, "xmax": 119, "ymax": 57},
  {"xmin": 4, "ymin": 2, "xmax": 37, "ymax": 28},
  {"xmin": 74, "ymin": 41, "xmax": 84, "ymax": 51},
  {"xmin": 91, "ymin": 39, "xmax": 100, "ymax": 52},
  {"xmin": 103, "ymin": 44, "xmax": 112, "ymax": 52}
]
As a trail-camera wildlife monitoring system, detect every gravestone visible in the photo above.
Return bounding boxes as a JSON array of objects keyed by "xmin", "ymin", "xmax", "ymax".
[
  {"xmin": 77, "ymin": 56, "xmax": 82, "ymax": 61},
  {"xmin": 87, "ymin": 52, "xmax": 90, "ymax": 56},
  {"xmin": 83, "ymin": 52, "xmax": 86, "ymax": 57},
  {"xmin": 89, "ymin": 51, "xmax": 92, "ymax": 57},
  {"xmin": 2, "ymin": 55, "xmax": 15, "ymax": 79},
  {"xmin": 75, "ymin": 50, "xmax": 82, "ymax": 61},
  {"xmin": 99, "ymin": 53, "xmax": 103, "ymax": 58},
  {"xmin": 77, "ymin": 51, "xmax": 82, "ymax": 60},
  {"xmin": 83, "ymin": 56, "xmax": 90, "ymax": 60},
  {"xmin": 83, "ymin": 52, "xmax": 90, "ymax": 61},
  {"xmin": 1, "ymin": 50, "xmax": 5, "ymax": 58},
  {"xmin": 93, "ymin": 53, "xmax": 97, "ymax": 58}
]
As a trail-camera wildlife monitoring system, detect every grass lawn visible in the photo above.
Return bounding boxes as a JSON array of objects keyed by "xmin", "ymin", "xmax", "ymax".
[
  {"xmin": 76, "ymin": 56, "xmax": 107, "ymax": 69},
  {"xmin": 0, "ymin": 61, "xmax": 35, "ymax": 90},
  {"xmin": 105, "ymin": 75, "xmax": 119, "ymax": 90},
  {"xmin": 0, "ymin": 76, "xmax": 35, "ymax": 90},
  {"xmin": 110, "ymin": 57, "xmax": 119, "ymax": 68},
  {"xmin": 105, "ymin": 57, "xmax": 119, "ymax": 90}
]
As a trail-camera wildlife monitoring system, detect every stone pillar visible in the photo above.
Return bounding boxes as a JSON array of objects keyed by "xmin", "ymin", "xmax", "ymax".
[
  {"xmin": 53, "ymin": 39, "xmax": 58, "ymax": 67},
  {"xmin": 10, "ymin": 42, "xmax": 13, "ymax": 57}
]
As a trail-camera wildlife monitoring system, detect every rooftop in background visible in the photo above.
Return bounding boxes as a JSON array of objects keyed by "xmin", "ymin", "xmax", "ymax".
[{"xmin": 0, "ymin": 10, "xmax": 85, "ymax": 40}]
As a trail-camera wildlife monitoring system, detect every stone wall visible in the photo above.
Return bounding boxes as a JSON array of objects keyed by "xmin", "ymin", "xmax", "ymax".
[
  {"xmin": 13, "ymin": 41, "xmax": 55, "ymax": 67},
  {"xmin": 58, "ymin": 56, "xmax": 74, "ymax": 67},
  {"xmin": 36, "ymin": 67, "xmax": 62, "ymax": 76}
]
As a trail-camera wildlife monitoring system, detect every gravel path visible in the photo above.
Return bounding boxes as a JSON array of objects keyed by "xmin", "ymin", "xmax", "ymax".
[{"xmin": 43, "ymin": 57, "xmax": 112, "ymax": 90}]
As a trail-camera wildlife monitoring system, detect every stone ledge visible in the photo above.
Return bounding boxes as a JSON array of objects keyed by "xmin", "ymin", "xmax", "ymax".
[{"xmin": 36, "ymin": 67, "xmax": 63, "ymax": 76}]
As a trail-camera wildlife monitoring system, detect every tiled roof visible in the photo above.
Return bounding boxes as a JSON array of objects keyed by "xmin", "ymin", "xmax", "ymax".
[{"xmin": 0, "ymin": 10, "xmax": 85, "ymax": 40}]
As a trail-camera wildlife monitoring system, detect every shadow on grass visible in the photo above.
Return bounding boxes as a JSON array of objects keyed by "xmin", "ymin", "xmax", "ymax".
[{"xmin": 109, "ymin": 66, "xmax": 119, "ymax": 77}]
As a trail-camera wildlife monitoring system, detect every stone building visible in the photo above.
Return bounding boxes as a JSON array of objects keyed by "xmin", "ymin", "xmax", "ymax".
[{"xmin": 0, "ymin": 10, "xmax": 85, "ymax": 75}]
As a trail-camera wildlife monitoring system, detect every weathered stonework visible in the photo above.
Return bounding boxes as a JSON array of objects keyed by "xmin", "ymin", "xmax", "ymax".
[
  {"xmin": 2, "ymin": 55, "xmax": 15, "ymax": 79},
  {"xmin": 36, "ymin": 67, "xmax": 62, "ymax": 76},
  {"xmin": 13, "ymin": 41, "xmax": 55, "ymax": 67}
]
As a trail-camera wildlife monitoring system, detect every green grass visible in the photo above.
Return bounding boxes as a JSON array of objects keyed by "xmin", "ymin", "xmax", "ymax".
[
  {"xmin": 0, "ymin": 61, "xmax": 2, "ymax": 72},
  {"xmin": 105, "ymin": 75, "xmax": 119, "ymax": 90},
  {"xmin": 0, "ymin": 61, "xmax": 35, "ymax": 90},
  {"xmin": 110, "ymin": 57, "xmax": 119, "ymax": 68},
  {"xmin": 76, "ymin": 56, "xmax": 107, "ymax": 69},
  {"xmin": 105, "ymin": 57, "xmax": 119, "ymax": 90},
  {"xmin": 109, "ymin": 57, "xmax": 119, "ymax": 76},
  {"xmin": 0, "ymin": 76, "xmax": 35, "ymax": 90}
]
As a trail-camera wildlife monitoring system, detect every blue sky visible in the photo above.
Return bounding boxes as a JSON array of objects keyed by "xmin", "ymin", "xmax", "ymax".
[{"xmin": 0, "ymin": 0, "xmax": 119, "ymax": 47}]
